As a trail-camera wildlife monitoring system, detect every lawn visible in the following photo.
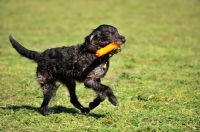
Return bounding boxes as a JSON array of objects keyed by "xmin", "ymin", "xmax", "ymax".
[{"xmin": 0, "ymin": 0, "xmax": 199, "ymax": 131}]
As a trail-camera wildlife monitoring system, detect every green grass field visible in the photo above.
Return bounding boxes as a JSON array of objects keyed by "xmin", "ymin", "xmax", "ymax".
[{"xmin": 0, "ymin": 0, "xmax": 199, "ymax": 131}]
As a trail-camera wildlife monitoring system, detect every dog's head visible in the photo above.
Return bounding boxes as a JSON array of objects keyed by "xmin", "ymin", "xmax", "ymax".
[{"xmin": 83, "ymin": 24, "xmax": 126, "ymax": 54}]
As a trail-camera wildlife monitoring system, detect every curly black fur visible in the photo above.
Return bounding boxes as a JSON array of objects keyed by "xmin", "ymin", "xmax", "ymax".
[{"xmin": 9, "ymin": 24, "xmax": 126, "ymax": 116}]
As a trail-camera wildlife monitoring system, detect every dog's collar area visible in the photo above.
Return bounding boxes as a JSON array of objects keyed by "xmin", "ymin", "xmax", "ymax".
[{"xmin": 80, "ymin": 45, "xmax": 96, "ymax": 54}]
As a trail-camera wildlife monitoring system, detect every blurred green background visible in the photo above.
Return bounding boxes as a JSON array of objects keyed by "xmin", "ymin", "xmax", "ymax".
[{"xmin": 0, "ymin": 0, "xmax": 199, "ymax": 131}]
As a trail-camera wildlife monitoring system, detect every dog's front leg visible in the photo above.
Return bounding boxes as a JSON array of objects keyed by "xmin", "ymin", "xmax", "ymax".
[{"xmin": 84, "ymin": 78, "xmax": 118, "ymax": 110}]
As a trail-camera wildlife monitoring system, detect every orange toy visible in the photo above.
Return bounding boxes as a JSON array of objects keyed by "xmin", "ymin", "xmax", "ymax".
[{"xmin": 96, "ymin": 42, "xmax": 120, "ymax": 57}]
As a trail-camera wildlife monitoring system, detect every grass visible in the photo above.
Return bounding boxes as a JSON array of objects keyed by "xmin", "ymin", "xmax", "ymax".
[{"xmin": 0, "ymin": 0, "xmax": 199, "ymax": 131}]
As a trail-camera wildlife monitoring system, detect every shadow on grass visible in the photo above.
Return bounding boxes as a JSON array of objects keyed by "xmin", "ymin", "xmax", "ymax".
[{"xmin": 0, "ymin": 105, "xmax": 105, "ymax": 118}]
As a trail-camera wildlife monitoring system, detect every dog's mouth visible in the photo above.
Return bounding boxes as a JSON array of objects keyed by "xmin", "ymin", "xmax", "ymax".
[
  {"xmin": 111, "ymin": 38, "xmax": 126, "ymax": 54},
  {"xmin": 111, "ymin": 47, "xmax": 121, "ymax": 55},
  {"xmin": 113, "ymin": 39, "xmax": 125, "ymax": 45},
  {"xmin": 113, "ymin": 41, "xmax": 122, "ymax": 45},
  {"xmin": 109, "ymin": 41, "xmax": 122, "ymax": 55}
]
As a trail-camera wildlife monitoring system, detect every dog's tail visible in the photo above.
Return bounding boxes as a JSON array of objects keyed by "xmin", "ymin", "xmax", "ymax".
[{"xmin": 9, "ymin": 35, "xmax": 40, "ymax": 61}]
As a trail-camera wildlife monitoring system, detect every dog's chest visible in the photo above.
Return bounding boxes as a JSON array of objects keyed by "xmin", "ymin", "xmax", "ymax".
[
  {"xmin": 95, "ymin": 61, "xmax": 109, "ymax": 77},
  {"xmin": 70, "ymin": 52, "xmax": 110, "ymax": 79},
  {"xmin": 87, "ymin": 61, "xmax": 109, "ymax": 78}
]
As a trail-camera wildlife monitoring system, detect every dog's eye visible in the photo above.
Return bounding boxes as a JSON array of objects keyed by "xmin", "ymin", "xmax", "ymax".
[{"xmin": 110, "ymin": 32, "xmax": 115, "ymax": 35}]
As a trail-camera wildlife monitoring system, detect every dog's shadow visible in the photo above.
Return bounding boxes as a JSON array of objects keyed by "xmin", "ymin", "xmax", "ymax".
[{"xmin": 0, "ymin": 105, "xmax": 105, "ymax": 119}]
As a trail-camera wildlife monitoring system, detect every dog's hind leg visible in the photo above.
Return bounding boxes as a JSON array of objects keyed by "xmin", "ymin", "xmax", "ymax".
[
  {"xmin": 39, "ymin": 82, "xmax": 57, "ymax": 116},
  {"xmin": 37, "ymin": 71, "xmax": 57, "ymax": 116},
  {"xmin": 84, "ymin": 78, "xmax": 118, "ymax": 110},
  {"xmin": 62, "ymin": 79, "xmax": 90, "ymax": 114}
]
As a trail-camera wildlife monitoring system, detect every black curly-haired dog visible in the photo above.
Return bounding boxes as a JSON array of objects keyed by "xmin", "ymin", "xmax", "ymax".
[{"xmin": 9, "ymin": 24, "xmax": 126, "ymax": 116}]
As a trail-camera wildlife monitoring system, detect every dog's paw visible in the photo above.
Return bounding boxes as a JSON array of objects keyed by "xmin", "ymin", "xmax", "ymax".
[
  {"xmin": 81, "ymin": 108, "xmax": 90, "ymax": 114},
  {"xmin": 39, "ymin": 106, "xmax": 49, "ymax": 116},
  {"xmin": 108, "ymin": 95, "xmax": 118, "ymax": 106}
]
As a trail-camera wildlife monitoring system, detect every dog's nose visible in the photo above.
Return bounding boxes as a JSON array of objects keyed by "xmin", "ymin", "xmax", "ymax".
[{"xmin": 121, "ymin": 37, "xmax": 126, "ymax": 43}]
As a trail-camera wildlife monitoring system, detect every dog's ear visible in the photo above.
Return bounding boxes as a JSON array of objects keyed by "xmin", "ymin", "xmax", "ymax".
[
  {"xmin": 89, "ymin": 34, "xmax": 95, "ymax": 42},
  {"xmin": 83, "ymin": 32, "xmax": 100, "ymax": 53},
  {"xmin": 85, "ymin": 34, "xmax": 94, "ymax": 44},
  {"xmin": 87, "ymin": 31, "xmax": 99, "ymax": 43}
]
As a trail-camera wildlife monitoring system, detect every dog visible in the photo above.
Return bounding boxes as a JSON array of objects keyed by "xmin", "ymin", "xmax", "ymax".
[{"xmin": 9, "ymin": 24, "xmax": 126, "ymax": 116}]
